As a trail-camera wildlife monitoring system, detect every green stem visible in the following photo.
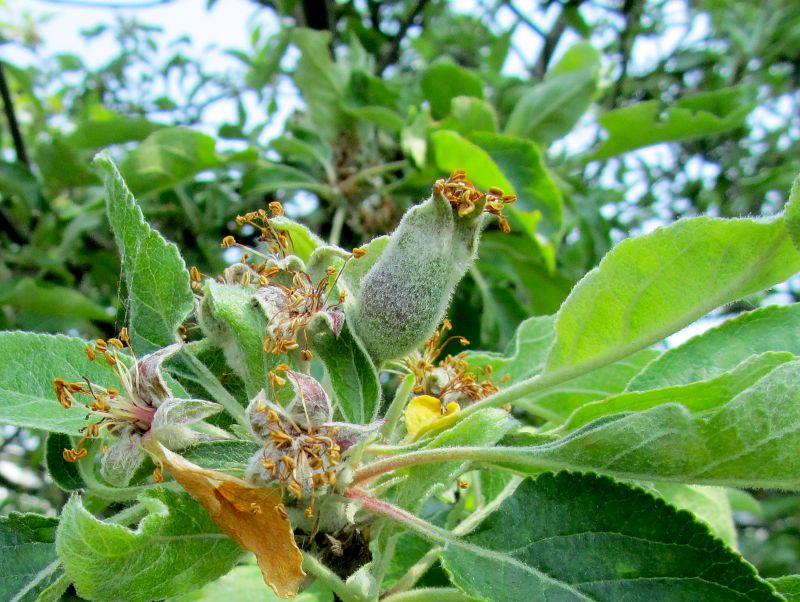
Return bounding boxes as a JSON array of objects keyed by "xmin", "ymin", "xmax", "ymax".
[
  {"xmin": 107, "ymin": 502, "xmax": 148, "ymax": 526},
  {"xmin": 344, "ymin": 489, "xmax": 455, "ymax": 546},
  {"xmin": 338, "ymin": 160, "xmax": 408, "ymax": 191},
  {"xmin": 329, "ymin": 205, "xmax": 346, "ymax": 246},
  {"xmin": 301, "ymin": 552, "xmax": 358, "ymax": 602},
  {"xmin": 382, "ymin": 588, "xmax": 474, "ymax": 602},
  {"xmin": 381, "ymin": 374, "xmax": 414, "ymax": 443},
  {"xmin": 351, "ymin": 446, "xmax": 563, "ymax": 487},
  {"xmin": 180, "ymin": 347, "xmax": 248, "ymax": 428}
]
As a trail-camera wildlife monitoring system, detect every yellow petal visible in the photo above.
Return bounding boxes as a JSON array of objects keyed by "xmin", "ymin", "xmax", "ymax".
[
  {"xmin": 146, "ymin": 441, "xmax": 305, "ymax": 598},
  {"xmin": 404, "ymin": 395, "xmax": 460, "ymax": 441}
]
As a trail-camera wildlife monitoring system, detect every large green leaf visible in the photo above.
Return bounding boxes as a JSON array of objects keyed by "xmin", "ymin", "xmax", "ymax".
[
  {"xmin": 504, "ymin": 42, "xmax": 600, "ymax": 144},
  {"xmin": 0, "ymin": 513, "xmax": 64, "ymax": 602},
  {"xmin": 119, "ymin": 128, "xmax": 222, "ymax": 195},
  {"xmin": 495, "ymin": 358, "xmax": 800, "ymax": 489},
  {"xmin": 545, "ymin": 216, "xmax": 800, "ymax": 377},
  {"xmin": 241, "ymin": 162, "xmax": 332, "ymax": 199},
  {"xmin": 440, "ymin": 473, "xmax": 778, "ymax": 601},
  {"xmin": 650, "ymin": 483, "xmax": 737, "ymax": 547},
  {"xmin": 628, "ymin": 304, "xmax": 800, "ymax": 391},
  {"xmin": 769, "ymin": 576, "xmax": 800, "ymax": 601},
  {"xmin": 564, "ymin": 351, "xmax": 794, "ymax": 429},
  {"xmin": 310, "ymin": 322, "xmax": 380, "ymax": 424},
  {"xmin": 0, "ymin": 332, "xmax": 122, "ymax": 434},
  {"xmin": 66, "ymin": 114, "xmax": 164, "ymax": 149},
  {"xmin": 421, "ymin": 62, "xmax": 484, "ymax": 120},
  {"xmin": 593, "ymin": 86, "xmax": 756, "ymax": 159},
  {"xmin": 0, "ymin": 278, "xmax": 115, "ymax": 324},
  {"xmin": 56, "ymin": 489, "xmax": 242, "ymax": 602},
  {"xmin": 97, "ymin": 155, "xmax": 193, "ymax": 353}
]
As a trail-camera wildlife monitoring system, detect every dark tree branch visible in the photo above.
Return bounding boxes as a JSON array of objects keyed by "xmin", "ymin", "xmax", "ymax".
[
  {"xmin": 0, "ymin": 62, "xmax": 29, "ymax": 168},
  {"xmin": 534, "ymin": 1, "xmax": 574, "ymax": 79},
  {"xmin": 506, "ymin": 1, "xmax": 545, "ymax": 37},
  {"xmin": 608, "ymin": 0, "xmax": 643, "ymax": 108},
  {"xmin": 376, "ymin": 0, "xmax": 431, "ymax": 76}
]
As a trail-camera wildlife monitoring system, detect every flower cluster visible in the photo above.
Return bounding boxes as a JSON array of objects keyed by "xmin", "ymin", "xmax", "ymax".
[
  {"xmin": 53, "ymin": 331, "xmax": 221, "ymax": 485},
  {"xmin": 246, "ymin": 369, "xmax": 378, "ymax": 517}
]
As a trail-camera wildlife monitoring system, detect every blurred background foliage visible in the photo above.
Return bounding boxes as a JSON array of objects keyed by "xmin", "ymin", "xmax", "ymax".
[{"xmin": 2, "ymin": 0, "xmax": 800, "ymax": 578}]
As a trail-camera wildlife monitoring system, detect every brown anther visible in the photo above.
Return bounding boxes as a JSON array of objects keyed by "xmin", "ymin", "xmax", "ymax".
[
  {"xmin": 324, "ymin": 469, "xmax": 337, "ymax": 485},
  {"xmin": 276, "ymin": 505, "xmax": 289, "ymax": 520},
  {"xmin": 413, "ymin": 385, "xmax": 424, "ymax": 394},
  {"xmin": 301, "ymin": 349, "xmax": 313, "ymax": 361},
  {"xmin": 266, "ymin": 409, "xmax": 280, "ymax": 424},
  {"xmin": 304, "ymin": 506, "xmax": 315, "ymax": 518},
  {"xmin": 153, "ymin": 467, "xmax": 164, "ymax": 483},
  {"xmin": 269, "ymin": 371, "xmax": 287, "ymax": 388},
  {"xmin": 501, "ymin": 403, "xmax": 512, "ymax": 412},
  {"xmin": 288, "ymin": 480, "xmax": 303, "ymax": 500},
  {"xmin": 281, "ymin": 455, "xmax": 297, "ymax": 472},
  {"xmin": 190, "ymin": 266, "xmax": 202, "ymax": 282},
  {"xmin": 498, "ymin": 218, "xmax": 511, "ymax": 234},
  {"xmin": 258, "ymin": 275, "xmax": 270, "ymax": 286},
  {"xmin": 84, "ymin": 422, "xmax": 100, "ymax": 438},
  {"xmin": 108, "ymin": 338, "xmax": 124, "ymax": 349},
  {"xmin": 325, "ymin": 266, "xmax": 337, "ymax": 278},
  {"xmin": 260, "ymin": 457, "xmax": 277, "ymax": 475},
  {"xmin": 271, "ymin": 429, "xmax": 293, "ymax": 448},
  {"xmin": 352, "ymin": 247, "xmax": 367, "ymax": 259},
  {"xmin": 263, "ymin": 266, "xmax": 280, "ymax": 278},
  {"xmin": 312, "ymin": 474, "xmax": 326, "ymax": 488},
  {"xmin": 119, "ymin": 327, "xmax": 130, "ymax": 345},
  {"xmin": 458, "ymin": 479, "xmax": 469, "ymax": 489},
  {"xmin": 275, "ymin": 363, "xmax": 290, "ymax": 372},
  {"xmin": 338, "ymin": 290, "xmax": 347, "ymax": 303},
  {"xmin": 104, "ymin": 352, "xmax": 117, "ymax": 366},
  {"xmin": 63, "ymin": 447, "xmax": 88, "ymax": 462},
  {"xmin": 328, "ymin": 448, "xmax": 341, "ymax": 465},
  {"xmin": 221, "ymin": 235, "xmax": 236, "ymax": 249},
  {"xmin": 308, "ymin": 456, "xmax": 324, "ymax": 470},
  {"xmin": 84, "ymin": 346, "xmax": 97, "ymax": 361},
  {"xmin": 250, "ymin": 502, "xmax": 263, "ymax": 514},
  {"xmin": 488, "ymin": 186, "xmax": 505, "ymax": 197},
  {"xmin": 269, "ymin": 201, "xmax": 284, "ymax": 217},
  {"xmin": 94, "ymin": 339, "xmax": 107, "ymax": 352}
]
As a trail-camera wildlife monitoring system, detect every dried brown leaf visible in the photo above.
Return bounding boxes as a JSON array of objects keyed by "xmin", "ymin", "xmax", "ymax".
[{"xmin": 146, "ymin": 441, "xmax": 305, "ymax": 598}]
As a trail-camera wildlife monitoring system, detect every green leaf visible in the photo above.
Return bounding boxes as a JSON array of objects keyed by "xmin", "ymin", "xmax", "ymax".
[
  {"xmin": 292, "ymin": 29, "xmax": 349, "ymax": 142},
  {"xmin": 66, "ymin": 114, "xmax": 164, "ymax": 149},
  {"xmin": 0, "ymin": 278, "xmax": 114, "ymax": 323},
  {"xmin": 181, "ymin": 441, "xmax": 260, "ymax": 474},
  {"xmin": 440, "ymin": 96, "xmax": 498, "ymax": 134},
  {"xmin": 241, "ymin": 162, "xmax": 332, "ymax": 199},
  {"xmin": 0, "ymin": 161, "xmax": 42, "ymax": 210},
  {"xmin": 564, "ymin": 351, "xmax": 795, "ymax": 430},
  {"xmin": 545, "ymin": 216, "xmax": 800, "ymax": 378},
  {"xmin": 464, "ymin": 315, "xmax": 555, "ymax": 385},
  {"xmin": 421, "ymin": 62, "xmax": 484, "ymax": 120},
  {"xmin": 629, "ymin": 304, "xmax": 800, "ymax": 391},
  {"xmin": 440, "ymin": 472, "xmax": 778, "ymax": 602},
  {"xmin": 119, "ymin": 127, "xmax": 222, "ymax": 196},
  {"xmin": 504, "ymin": 42, "xmax": 600, "ymax": 144},
  {"xmin": 432, "ymin": 130, "xmax": 563, "ymax": 239},
  {"xmin": 270, "ymin": 216, "xmax": 325, "ymax": 263},
  {"xmin": 786, "ymin": 176, "xmax": 800, "ymax": 251},
  {"xmin": 45, "ymin": 432, "xmax": 86, "ymax": 491},
  {"xmin": 768, "ymin": 576, "xmax": 800, "ymax": 601},
  {"xmin": 0, "ymin": 513, "xmax": 64, "ymax": 602},
  {"xmin": 310, "ymin": 323, "xmax": 380, "ymax": 424},
  {"xmin": 97, "ymin": 154, "xmax": 193, "ymax": 353},
  {"xmin": 593, "ymin": 86, "xmax": 756, "ymax": 159},
  {"xmin": 56, "ymin": 489, "xmax": 242, "ymax": 602},
  {"xmin": 392, "ymin": 409, "xmax": 517, "ymax": 512},
  {"xmin": 518, "ymin": 348, "xmax": 660, "ymax": 423},
  {"xmin": 171, "ymin": 565, "xmax": 333, "ymax": 601},
  {"xmin": 497, "ymin": 358, "xmax": 800, "ymax": 489},
  {"xmin": 201, "ymin": 281, "xmax": 276, "ymax": 398},
  {"xmin": 0, "ymin": 332, "xmax": 123, "ymax": 434},
  {"xmin": 650, "ymin": 483, "xmax": 737, "ymax": 547}
]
